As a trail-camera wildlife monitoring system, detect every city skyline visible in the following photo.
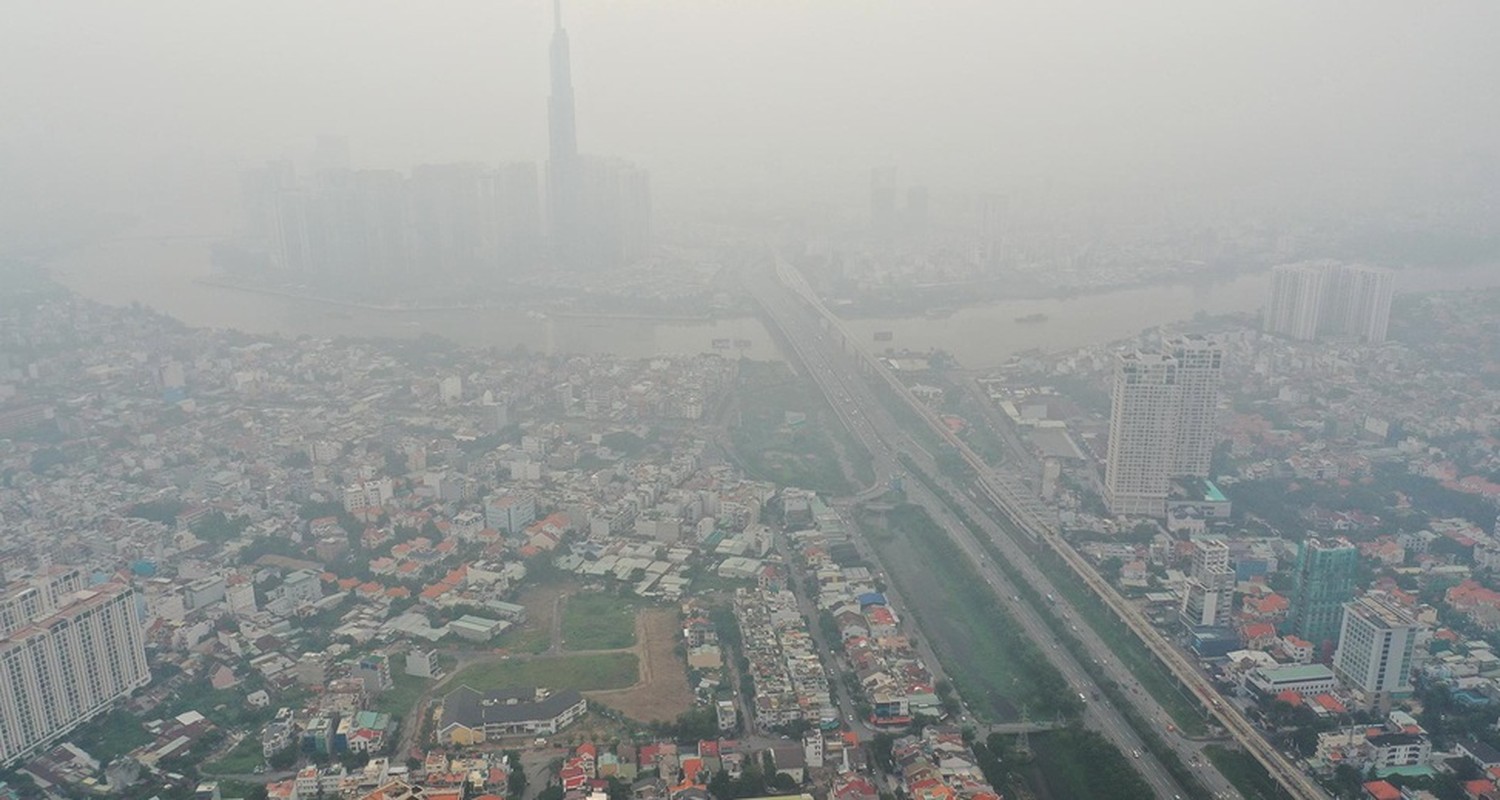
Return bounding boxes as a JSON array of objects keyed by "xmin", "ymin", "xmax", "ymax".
[{"xmin": 5, "ymin": 3, "xmax": 1500, "ymax": 798}]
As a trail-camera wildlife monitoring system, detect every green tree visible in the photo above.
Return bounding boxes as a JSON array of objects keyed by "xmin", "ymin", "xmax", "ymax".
[{"xmin": 507, "ymin": 751, "xmax": 528, "ymax": 797}]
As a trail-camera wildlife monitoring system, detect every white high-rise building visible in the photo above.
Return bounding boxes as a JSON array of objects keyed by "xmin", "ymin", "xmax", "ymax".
[
  {"xmin": 1104, "ymin": 337, "xmax": 1224, "ymax": 517},
  {"xmin": 1180, "ymin": 539, "xmax": 1235, "ymax": 628},
  {"xmin": 1105, "ymin": 353, "xmax": 1180, "ymax": 517},
  {"xmin": 1331, "ymin": 264, "xmax": 1395, "ymax": 344},
  {"xmin": 0, "ymin": 582, "xmax": 151, "ymax": 766},
  {"xmin": 1170, "ymin": 335, "xmax": 1224, "ymax": 477},
  {"xmin": 1266, "ymin": 262, "xmax": 1330, "ymax": 341},
  {"xmin": 1264, "ymin": 261, "xmax": 1394, "ymax": 344},
  {"xmin": 0, "ymin": 568, "xmax": 85, "ymax": 637},
  {"xmin": 1333, "ymin": 593, "xmax": 1424, "ymax": 712}
]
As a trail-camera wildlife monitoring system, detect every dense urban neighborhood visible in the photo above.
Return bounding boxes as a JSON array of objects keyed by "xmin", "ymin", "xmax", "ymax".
[{"xmin": 6, "ymin": 239, "xmax": 1500, "ymax": 800}]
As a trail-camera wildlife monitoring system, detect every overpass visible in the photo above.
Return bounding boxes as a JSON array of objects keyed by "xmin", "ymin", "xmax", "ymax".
[{"xmin": 769, "ymin": 254, "xmax": 1323, "ymax": 800}]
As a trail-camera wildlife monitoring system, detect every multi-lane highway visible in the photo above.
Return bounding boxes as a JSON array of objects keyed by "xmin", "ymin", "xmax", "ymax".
[
  {"xmin": 743, "ymin": 258, "xmax": 1235, "ymax": 799},
  {"xmin": 754, "ymin": 252, "xmax": 1326, "ymax": 800}
]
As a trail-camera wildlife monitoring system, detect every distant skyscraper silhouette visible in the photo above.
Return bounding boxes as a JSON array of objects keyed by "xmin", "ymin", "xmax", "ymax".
[
  {"xmin": 544, "ymin": 1, "xmax": 648, "ymax": 270},
  {"xmin": 547, "ymin": 0, "xmax": 582, "ymax": 268}
]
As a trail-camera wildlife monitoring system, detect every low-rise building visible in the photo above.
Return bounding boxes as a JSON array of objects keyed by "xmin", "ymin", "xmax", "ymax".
[{"xmin": 436, "ymin": 686, "xmax": 587, "ymax": 744}]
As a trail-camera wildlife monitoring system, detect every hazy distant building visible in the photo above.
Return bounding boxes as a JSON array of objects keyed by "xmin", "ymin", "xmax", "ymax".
[
  {"xmin": 975, "ymin": 192, "xmax": 1009, "ymax": 266},
  {"xmin": 0, "ymin": 581, "xmax": 151, "ymax": 767},
  {"xmin": 1103, "ymin": 336, "xmax": 1224, "ymax": 516},
  {"xmin": 1289, "ymin": 537, "xmax": 1359, "ymax": 654},
  {"xmin": 546, "ymin": 1, "xmax": 649, "ymax": 270},
  {"xmin": 1333, "ymin": 593, "xmax": 1423, "ymax": 711},
  {"xmin": 236, "ymin": 158, "xmax": 542, "ymax": 281},
  {"xmin": 1265, "ymin": 261, "xmax": 1394, "ymax": 344},
  {"xmin": 905, "ymin": 186, "xmax": 929, "ymax": 237},
  {"xmin": 1266, "ymin": 262, "xmax": 1328, "ymax": 340},
  {"xmin": 1329, "ymin": 264, "xmax": 1395, "ymax": 344},
  {"xmin": 240, "ymin": 161, "xmax": 311, "ymax": 274},
  {"xmin": 870, "ymin": 167, "xmax": 898, "ymax": 239}
]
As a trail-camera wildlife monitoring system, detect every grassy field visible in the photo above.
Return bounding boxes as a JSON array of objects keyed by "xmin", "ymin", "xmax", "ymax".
[
  {"xmin": 447, "ymin": 652, "xmax": 639, "ymax": 693},
  {"xmin": 903, "ymin": 453, "xmax": 1209, "ymax": 737},
  {"xmin": 1030, "ymin": 729, "xmax": 1156, "ymax": 800},
  {"xmin": 1205, "ymin": 745, "xmax": 1285, "ymax": 800},
  {"xmin": 731, "ymin": 360, "xmax": 872, "ymax": 494},
  {"xmin": 501, "ymin": 625, "xmax": 553, "ymax": 655},
  {"xmin": 204, "ymin": 735, "xmax": 263, "ymax": 775},
  {"xmin": 893, "ymin": 461, "xmax": 1212, "ymax": 797},
  {"xmin": 861, "ymin": 503, "xmax": 1074, "ymax": 719},
  {"xmin": 562, "ymin": 592, "xmax": 639, "ymax": 650}
]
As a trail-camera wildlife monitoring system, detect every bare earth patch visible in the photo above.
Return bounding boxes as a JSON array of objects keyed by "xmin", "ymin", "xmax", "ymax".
[{"xmin": 585, "ymin": 608, "xmax": 695, "ymax": 722}]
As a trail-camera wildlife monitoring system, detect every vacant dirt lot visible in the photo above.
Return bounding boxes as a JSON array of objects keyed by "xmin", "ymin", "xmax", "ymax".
[
  {"xmin": 503, "ymin": 582, "xmax": 575, "ymax": 654},
  {"xmin": 585, "ymin": 608, "xmax": 694, "ymax": 722}
]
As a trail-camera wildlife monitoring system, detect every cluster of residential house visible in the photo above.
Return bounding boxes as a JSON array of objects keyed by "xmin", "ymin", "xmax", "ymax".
[
  {"xmin": 257, "ymin": 752, "xmax": 506, "ymax": 800},
  {"xmin": 889, "ymin": 728, "xmax": 1002, "ymax": 800},
  {"xmin": 790, "ymin": 529, "xmax": 943, "ymax": 726},
  {"xmin": 734, "ymin": 580, "xmax": 837, "ymax": 732}
]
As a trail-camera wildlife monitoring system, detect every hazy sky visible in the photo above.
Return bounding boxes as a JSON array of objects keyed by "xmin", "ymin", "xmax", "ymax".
[{"xmin": 3, "ymin": 1, "xmax": 1498, "ymax": 229}]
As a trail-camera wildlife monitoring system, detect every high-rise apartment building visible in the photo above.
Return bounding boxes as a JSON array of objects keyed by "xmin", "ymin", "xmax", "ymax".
[
  {"xmin": 1265, "ymin": 262, "xmax": 1328, "ymax": 341},
  {"xmin": 0, "ymin": 581, "xmax": 151, "ymax": 766},
  {"xmin": 1264, "ymin": 261, "xmax": 1394, "ymax": 344},
  {"xmin": 1329, "ymin": 264, "xmax": 1395, "ymax": 344},
  {"xmin": 236, "ymin": 159, "xmax": 544, "ymax": 282},
  {"xmin": 1104, "ymin": 336, "xmax": 1224, "ymax": 516},
  {"xmin": 1170, "ymin": 335, "xmax": 1224, "ymax": 477},
  {"xmin": 0, "ymin": 568, "xmax": 84, "ymax": 638},
  {"xmin": 1289, "ymin": 537, "xmax": 1359, "ymax": 653},
  {"xmin": 1180, "ymin": 539, "xmax": 1236, "ymax": 629},
  {"xmin": 1333, "ymin": 593, "xmax": 1423, "ymax": 711}
]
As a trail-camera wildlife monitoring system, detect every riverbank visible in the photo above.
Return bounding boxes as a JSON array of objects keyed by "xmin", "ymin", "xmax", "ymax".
[
  {"xmin": 197, "ymin": 276, "xmax": 721, "ymax": 323},
  {"xmin": 830, "ymin": 264, "xmax": 1268, "ymax": 320}
]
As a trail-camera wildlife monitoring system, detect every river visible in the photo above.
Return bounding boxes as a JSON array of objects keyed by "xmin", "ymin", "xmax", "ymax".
[{"xmin": 47, "ymin": 237, "xmax": 1500, "ymax": 369}]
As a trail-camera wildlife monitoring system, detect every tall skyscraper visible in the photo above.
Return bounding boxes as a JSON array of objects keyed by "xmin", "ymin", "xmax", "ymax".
[
  {"xmin": 1180, "ymin": 539, "xmax": 1235, "ymax": 629},
  {"xmin": 0, "ymin": 581, "xmax": 150, "ymax": 767},
  {"xmin": 1264, "ymin": 261, "xmax": 1394, "ymax": 344},
  {"xmin": 546, "ymin": 0, "xmax": 582, "ymax": 266},
  {"xmin": 543, "ymin": 1, "xmax": 649, "ymax": 270},
  {"xmin": 1104, "ymin": 336, "xmax": 1224, "ymax": 516},
  {"xmin": 1289, "ymin": 537, "xmax": 1359, "ymax": 655},
  {"xmin": 1333, "ymin": 593, "xmax": 1423, "ymax": 711}
]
